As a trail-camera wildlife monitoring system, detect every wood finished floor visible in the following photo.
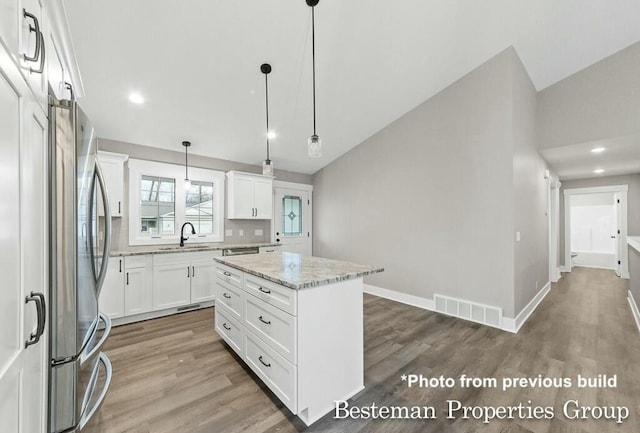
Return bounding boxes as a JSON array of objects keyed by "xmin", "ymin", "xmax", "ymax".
[{"xmin": 86, "ymin": 267, "xmax": 640, "ymax": 433}]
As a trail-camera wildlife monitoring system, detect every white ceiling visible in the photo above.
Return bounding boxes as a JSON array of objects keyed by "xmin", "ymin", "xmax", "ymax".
[
  {"xmin": 540, "ymin": 134, "xmax": 640, "ymax": 181},
  {"xmin": 63, "ymin": 0, "xmax": 640, "ymax": 175}
]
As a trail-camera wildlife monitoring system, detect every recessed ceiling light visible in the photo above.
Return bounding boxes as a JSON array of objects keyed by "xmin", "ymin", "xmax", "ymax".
[
  {"xmin": 129, "ymin": 92, "xmax": 144, "ymax": 104},
  {"xmin": 267, "ymin": 130, "xmax": 277, "ymax": 140},
  {"xmin": 591, "ymin": 147, "xmax": 606, "ymax": 153},
  {"xmin": 594, "ymin": 169, "xmax": 605, "ymax": 174}
]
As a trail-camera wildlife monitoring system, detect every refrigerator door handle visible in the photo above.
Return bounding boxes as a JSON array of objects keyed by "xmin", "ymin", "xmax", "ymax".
[
  {"xmin": 78, "ymin": 352, "xmax": 113, "ymax": 431},
  {"xmin": 94, "ymin": 160, "xmax": 112, "ymax": 296},
  {"xmin": 80, "ymin": 312, "xmax": 112, "ymax": 365}
]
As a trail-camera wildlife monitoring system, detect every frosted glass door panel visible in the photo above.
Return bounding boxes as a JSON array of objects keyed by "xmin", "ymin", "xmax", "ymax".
[{"xmin": 570, "ymin": 205, "xmax": 615, "ymax": 253}]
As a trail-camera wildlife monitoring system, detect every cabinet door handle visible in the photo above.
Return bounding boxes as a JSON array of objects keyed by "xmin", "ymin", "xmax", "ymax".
[
  {"xmin": 118, "ymin": 201, "xmax": 121, "ymax": 214},
  {"xmin": 119, "ymin": 259, "xmax": 122, "ymax": 273},
  {"xmin": 223, "ymin": 293, "xmax": 231, "ymax": 299},
  {"xmin": 223, "ymin": 271, "xmax": 231, "ymax": 277},
  {"xmin": 258, "ymin": 287, "xmax": 271, "ymax": 294},
  {"xmin": 258, "ymin": 315, "xmax": 271, "ymax": 325},
  {"xmin": 223, "ymin": 323, "xmax": 231, "ymax": 331},
  {"xmin": 126, "ymin": 272, "xmax": 129, "ymax": 285},
  {"xmin": 192, "ymin": 266, "xmax": 195, "ymax": 277},
  {"xmin": 29, "ymin": 30, "xmax": 45, "ymax": 74},
  {"xmin": 25, "ymin": 292, "xmax": 45, "ymax": 348},
  {"xmin": 22, "ymin": 9, "xmax": 41, "ymax": 62},
  {"xmin": 187, "ymin": 267, "xmax": 190, "ymax": 278},
  {"xmin": 258, "ymin": 356, "xmax": 271, "ymax": 368}
]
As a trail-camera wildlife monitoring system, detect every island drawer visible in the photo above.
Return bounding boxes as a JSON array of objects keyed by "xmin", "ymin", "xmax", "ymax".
[
  {"xmin": 215, "ymin": 303, "xmax": 244, "ymax": 356},
  {"xmin": 245, "ymin": 330, "xmax": 297, "ymax": 414},
  {"xmin": 216, "ymin": 279, "xmax": 244, "ymax": 322},
  {"xmin": 216, "ymin": 263, "xmax": 243, "ymax": 289},
  {"xmin": 244, "ymin": 293, "xmax": 297, "ymax": 364},
  {"xmin": 244, "ymin": 274, "xmax": 297, "ymax": 316}
]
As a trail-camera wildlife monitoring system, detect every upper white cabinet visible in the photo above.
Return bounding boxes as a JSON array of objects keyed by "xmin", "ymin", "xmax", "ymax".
[
  {"xmin": 226, "ymin": 171, "xmax": 273, "ymax": 219},
  {"xmin": 97, "ymin": 151, "xmax": 128, "ymax": 217}
]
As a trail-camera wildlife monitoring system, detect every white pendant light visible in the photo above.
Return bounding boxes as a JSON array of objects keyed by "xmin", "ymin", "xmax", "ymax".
[
  {"xmin": 261, "ymin": 63, "xmax": 274, "ymax": 176},
  {"xmin": 307, "ymin": 0, "xmax": 322, "ymax": 158},
  {"xmin": 182, "ymin": 141, "xmax": 191, "ymax": 189}
]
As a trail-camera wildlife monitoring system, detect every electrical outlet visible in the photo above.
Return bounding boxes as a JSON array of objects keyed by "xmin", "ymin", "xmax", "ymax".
[
  {"xmin": 225, "ymin": 229, "xmax": 233, "ymax": 237},
  {"xmin": 239, "ymin": 229, "xmax": 244, "ymax": 237},
  {"xmin": 255, "ymin": 229, "xmax": 263, "ymax": 236}
]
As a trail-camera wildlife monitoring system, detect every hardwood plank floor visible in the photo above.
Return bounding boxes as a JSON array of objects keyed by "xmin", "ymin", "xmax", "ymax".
[{"xmin": 85, "ymin": 268, "xmax": 640, "ymax": 433}]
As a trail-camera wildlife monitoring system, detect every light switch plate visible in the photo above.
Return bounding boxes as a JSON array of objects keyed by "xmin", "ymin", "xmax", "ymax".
[
  {"xmin": 516, "ymin": 232, "xmax": 521, "ymax": 242},
  {"xmin": 255, "ymin": 229, "xmax": 263, "ymax": 236},
  {"xmin": 239, "ymin": 229, "xmax": 244, "ymax": 237},
  {"xmin": 225, "ymin": 229, "xmax": 233, "ymax": 237}
]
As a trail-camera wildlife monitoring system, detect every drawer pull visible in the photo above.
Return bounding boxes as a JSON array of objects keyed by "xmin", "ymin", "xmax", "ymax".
[
  {"xmin": 258, "ymin": 287, "xmax": 271, "ymax": 294},
  {"xmin": 258, "ymin": 316, "xmax": 271, "ymax": 325},
  {"xmin": 223, "ymin": 271, "xmax": 232, "ymax": 276},
  {"xmin": 223, "ymin": 293, "xmax": 231, "ymax": 299},
  {"xmin": 222, "ymin": 323, "xmax": 231, "ymax": 331},
  {"xmin": 258, "ymin": 356, "xmax": 271, "ymax": 368}
]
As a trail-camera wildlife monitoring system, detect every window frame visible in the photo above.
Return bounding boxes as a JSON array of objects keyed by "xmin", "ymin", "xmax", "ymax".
[{"xmin": 128, "ymin": 159, "xmax": 225, "ymax": 245}]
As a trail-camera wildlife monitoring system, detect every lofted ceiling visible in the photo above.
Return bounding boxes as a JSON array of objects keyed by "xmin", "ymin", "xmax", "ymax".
[{"xmin": 63, "ymin": 0, "xmax": 640, "ymax": 175}]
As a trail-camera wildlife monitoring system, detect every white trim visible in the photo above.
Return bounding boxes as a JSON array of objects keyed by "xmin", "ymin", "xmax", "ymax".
[
  {"xmin": 559, "ymin": 266, "xmax": 570, "ymax": 273},
  {"xmin": 48, "ymin": 0, "xmax": 86, "ymax": 96},
  {"xmin": 628, "ymin": 290, "xmax": 640, "ymax": 333},
  {"xmin": 273, "ymin": 180, "xmax": 313, "ymax": 192},
  {"xmin": 363, "ymin": 284, "xmax": 435, "ymax": 311},
  {"xmin": 503, "ymin": 281, "xmax": 551, "ymax": 333},
  {"xmin": 628, "ymin": 236, "xmax": 640, "ymax": 253},
  {"xmin": 128, "ymin": 159, "xmax": 225, "ymax": 245},
  {"xmin": 571, "ymin": 264, "xmax": 616, "ymax": 271},
  {"xmin": 563, "ymin": 185, "xmax": 629, "ymax": 277}
]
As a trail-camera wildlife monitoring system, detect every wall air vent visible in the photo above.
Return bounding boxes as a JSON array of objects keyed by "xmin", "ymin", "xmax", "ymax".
[{"xmin": 433, "ymin": 294, "xmax": 502, "ymax": 329}]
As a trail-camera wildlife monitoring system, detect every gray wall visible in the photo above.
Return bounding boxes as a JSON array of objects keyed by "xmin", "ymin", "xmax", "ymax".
[
  {"xmin": 537, "ymin": 42, "xmax": 640, "ymax": 150},
  {"xmin": 99, "ymin": 138, "xmax": 312, "ymax": 251},
  {"xmin": 512, "ymin": 52, "xmax": 550, "ymax": 314},
  {"xmin": 313, "ymin": 48, "xmax": 531, "ymax": 317},
  {"xmin": 558, "ymin": 173, "xmax": 640, "ymax": 267}
]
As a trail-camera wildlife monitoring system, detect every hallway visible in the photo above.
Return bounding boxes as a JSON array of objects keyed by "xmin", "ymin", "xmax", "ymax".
[{"xmin": 89, "ymin": 268, "xmax": 640, "ymax": 433}]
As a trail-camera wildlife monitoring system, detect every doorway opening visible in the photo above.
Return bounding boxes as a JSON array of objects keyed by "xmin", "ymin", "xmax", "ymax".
[
  {"xmin": 563, "ymin": 185, "xmax": 629, "ymax": 277},
  {"xmin": 272, "ymin": 181, "xmax": 313, "ymax": 255}
]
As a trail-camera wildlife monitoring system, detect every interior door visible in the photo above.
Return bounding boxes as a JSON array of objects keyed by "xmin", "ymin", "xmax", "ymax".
[
  {"xmin": 614, "ymin": 193, "xmax": 621, "ymax": 277},
  {"xmin": 273, "ymin": 187, "xmax": 311, "ymax": 255}
]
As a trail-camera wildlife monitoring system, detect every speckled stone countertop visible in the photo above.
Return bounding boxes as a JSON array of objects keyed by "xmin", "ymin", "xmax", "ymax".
[
  {"xmin": 215, "ymin": 252, "xmax": 384, "ymax": 290},
  {"xmin": 110, "ymin": 242, "xmax": 279, "ymax": 257}
]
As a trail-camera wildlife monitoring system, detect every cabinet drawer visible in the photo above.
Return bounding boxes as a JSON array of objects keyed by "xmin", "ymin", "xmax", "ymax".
[
  {"xmin": 216, "ymin": 279, "xmax": 243, "ymax": 322},
  {"xmin": 216, "ymin": 263, "xmax": 243, "ymax": 289},
  {"xmin": 244, "ymin": 274, "xmax": 297, "ymax": 316},
  {"xmin": 215, "ymin": 303, "xmax": 244, "ymax": 356},
  {"xmin": 124, "ymin": 255, "xmax": 147, "ymax": 269},
  {"xmin": 245, "ymin": 331, "xmax": 297, "ymax": 414},
  {"xmin": 245, "ymin": 293, "xmax": 296, "ymax": 364}
]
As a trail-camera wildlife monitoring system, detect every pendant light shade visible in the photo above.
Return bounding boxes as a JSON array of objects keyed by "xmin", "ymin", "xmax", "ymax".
[
  {"xmin": 261, "ymin": 63, "xmax": 274, "ymax": 175},
  {"xmin": 182, "ymin": 141, "xmax": 191, "ymax": 189},
  {"xmin": 307, "ymin": 0, "xmax": 322, "ymax": 158}
]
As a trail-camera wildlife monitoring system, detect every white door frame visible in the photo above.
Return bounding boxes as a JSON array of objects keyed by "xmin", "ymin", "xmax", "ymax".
[
  {"xmin": 548, "ymin": 176, "xmax": 561, "ymax": 283},
  {"xmin": 273, "ymin": 180, "xmax": 313, "ymax": 254},
  {"xmin": 563, "ymin": 185, "xmax": 629, "ymax": 278}
]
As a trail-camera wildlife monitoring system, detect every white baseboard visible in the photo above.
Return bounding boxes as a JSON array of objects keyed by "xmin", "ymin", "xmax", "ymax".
[
  {"xmin": 628, "ymin": 290, "xmax": 640, "ymax": 333},
  {"xmin": 622, "ymin": 272, "xmax": 630, "ymax": 279},
  {"xmin": 502, "ymin": 281, "xmax": 551, "ymax": 334},
  {"xmin": 559, "ymin": 266, "xmax": 570, "ymax": 273},
  {"xmin": 363, "ymin": 284, "xmax": 435, "ymax": 311}
]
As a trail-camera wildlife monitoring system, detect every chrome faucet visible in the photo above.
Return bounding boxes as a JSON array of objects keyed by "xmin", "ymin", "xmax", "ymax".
[{"xmin": 180, "ymin": 222, "xmax": 195, "ymax": 247}]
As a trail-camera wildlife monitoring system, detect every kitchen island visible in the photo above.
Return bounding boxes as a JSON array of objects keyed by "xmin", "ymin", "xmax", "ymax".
[
  {"xmin": 214, "ymin": 252, "xmax": 383, "ymax": 426},
  {"xmin": 627, "ymin": 237, "xmax": 640, "ymax": 331}
]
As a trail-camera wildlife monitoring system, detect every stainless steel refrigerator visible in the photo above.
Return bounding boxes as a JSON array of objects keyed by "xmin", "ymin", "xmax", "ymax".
[{"xmin": 49, "ymin": 96, "xmax": 113, "ymax": 433}]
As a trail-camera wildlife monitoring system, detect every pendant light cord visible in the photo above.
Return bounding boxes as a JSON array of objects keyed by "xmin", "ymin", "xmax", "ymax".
[
  {"xmin": 184, "ymin": 145, "xmax": 188, "ymax": 180},
  {"xmin": 265, "ymin": 72, "xmax": 270, "ymax": 161},
  {"xmin": 311, "ymin": 5, "xmax": 317, "ymax": 136}
]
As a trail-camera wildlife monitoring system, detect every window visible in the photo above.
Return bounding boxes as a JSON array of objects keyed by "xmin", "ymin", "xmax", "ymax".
[
  {"xmin": 140, "ymin": 176, "xmax": 175, "ymax": 234},
  {"xmin": 185, "ymin": 181, "xmax": 214, "ymax": 234},
  {"xmin": 128, "ymin": 159, "xmax": 225, "ymax": 245},
  {"xmin": 282, "ymin": 195, "xmax": 302, "ymax": 236}
]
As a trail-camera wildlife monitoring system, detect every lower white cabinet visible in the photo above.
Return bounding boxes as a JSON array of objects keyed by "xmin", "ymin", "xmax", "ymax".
[
  {"xmin": 153, "ymin": 251, "xmax": 222, "ymax": 311},
  {"xmin": 124, "ymin": 256, "xmax": 153, "ymax": 315},
  {"xmin": 214, "ymin": 265, "xmax": 364, "ymax": 426},
  {"xmin": 99, "ymin": 257, "xmax": 125, "ymax": 319}
]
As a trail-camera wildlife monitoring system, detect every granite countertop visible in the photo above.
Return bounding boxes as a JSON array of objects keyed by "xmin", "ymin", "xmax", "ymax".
[
  {"xmin": 215, "ymin": 252, "xmax": 384, "ymax": 290},
  {"xmin": 628, "ymin": 236, "xmax": 640, "ymax": 253},
  {"xmin": 110, "ymin": 242, "xmax": 279, "ymax": 257}
]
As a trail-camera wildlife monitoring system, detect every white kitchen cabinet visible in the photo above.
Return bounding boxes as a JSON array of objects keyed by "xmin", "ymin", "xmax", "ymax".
[
  {"xmin": 99, "ymin": 257, "xmax": 125, "ymax": 319},
  {"xmin": 153, "ymin": 250, "xmax": 221, "ymax": 310},
  {"xmin": 97, "ymin": 151, "xmax": 128, "ymax": 217},
  {"xmin": 152, "ymin": 263, "xmax": 191, "ymax": 310},
  {"xmin": 19, "ymin": 0, "xmax": 48, "ymax": 110},
  {"xmin": 226, "ymin": 171, "xmax": 273, "ymax": 219},
  {"xmin": 124, "ymin": 255, "xmax": 152, "ymax": 316}
]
